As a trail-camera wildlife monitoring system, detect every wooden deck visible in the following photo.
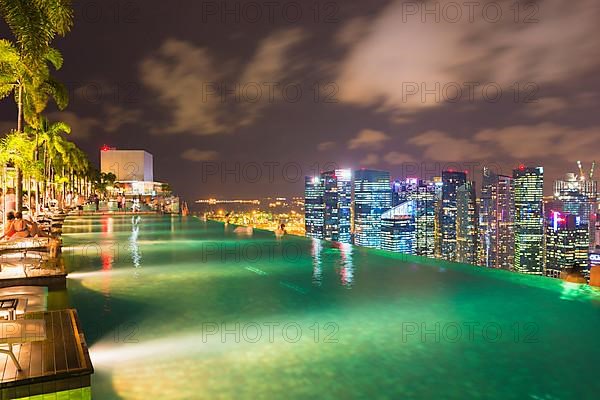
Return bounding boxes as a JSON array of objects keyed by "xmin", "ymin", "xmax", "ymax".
[{"xmin": 0, "ymin": 310, "xmax": 93, "ymax": 399}]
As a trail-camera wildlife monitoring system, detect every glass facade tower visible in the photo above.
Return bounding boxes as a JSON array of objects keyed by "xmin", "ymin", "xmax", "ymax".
[
  {"xmin": 353, "ymin": 169, "xmax": 392, "ymax": 249},
  {"xmin": 513, "ymin": 166, "xmax": 544, "ymax": 275},
  {"xmin": 478, "ymin": 169, "xmax": 515, "ymax": 269},
  {"xmin": 304, "ymin": 176, "xmax": 325, "ymax": 239},
  {"xmin": 323, "ymin": 169, "xmax": 352, "ymax": 244},
  {"xmin": 440, "ymin": 171, "xmax": 467, "ymax": 261}
]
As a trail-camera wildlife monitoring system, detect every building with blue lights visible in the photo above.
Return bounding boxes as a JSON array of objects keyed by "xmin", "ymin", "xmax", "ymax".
[
  {"xmin": 323, "ymin": 169, "xmax": 352, "ymax": 244},
  {"xmin": 304, "ymin": 176, "xmax": 325, "ymax": 239},
  {"xmin": 380, "ymin": 200, "xmax": 417, "ymax": 254},
  {"xmin": 353, "ymin": 169, "xmax": 392, "ymax": 249}
]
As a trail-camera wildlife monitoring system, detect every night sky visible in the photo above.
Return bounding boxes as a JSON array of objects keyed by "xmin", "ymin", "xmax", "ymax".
[{"xmin": 1, "ymin": 0, "xmax": 599, "ymax": 202}]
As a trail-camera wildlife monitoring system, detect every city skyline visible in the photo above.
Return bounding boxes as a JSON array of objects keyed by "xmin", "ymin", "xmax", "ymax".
[
  {"xmin": 304, "ymin": 162, "xmax": 599, "ymax": 282},
  {"xmin": 1, "ymin": 0, "xmax": 599, "ymax": 200}
]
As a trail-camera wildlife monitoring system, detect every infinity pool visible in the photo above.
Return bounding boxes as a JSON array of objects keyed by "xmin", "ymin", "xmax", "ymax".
[{"xmin": 61, "ymin": 215, "xmax": 600, "ymax": 399}]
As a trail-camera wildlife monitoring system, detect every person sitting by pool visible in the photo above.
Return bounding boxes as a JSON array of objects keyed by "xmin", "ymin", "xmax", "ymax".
[
  {"xmin": 10, "ymin": 211, "xmax": 31, "ymax": 239},
  {"xmin": 24, "ymin": 215, "xmax": 50, "ymax": 238},
  {"xmin": 0, "ymin": 211, "xmax": 16, "ymax": 241}
]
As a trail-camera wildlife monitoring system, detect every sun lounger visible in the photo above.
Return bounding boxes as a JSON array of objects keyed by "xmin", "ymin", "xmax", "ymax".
[
  {"xmin": 0, "ymin": 319, "xmax": 46, "ymax": 370},
  {"xmin": 0, "ymin": 237, "xmax": 56, "ymax": 259},
  {"xmin": 0, "ymin": 287, "xmax": 47, "ymax": 313},
  {"xmin": 0, "ymin": 298, "xmax": 28, "ymax": 320},
  {"xmin": 0, "ymin": 237, "xmax": 50, "ymax": 252}
]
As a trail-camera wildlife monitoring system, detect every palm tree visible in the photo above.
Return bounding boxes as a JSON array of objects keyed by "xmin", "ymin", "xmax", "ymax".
[
  {"xmin": 0, "ymin": 0, "xmax": 73, "ymax": 63},
  {"xmin": 26, "ymin": 117, "xmax": 71, "ymax": 208},
  {"xmin": 0, "ymin": 0, "xmax": 73, "ymax": 211}
]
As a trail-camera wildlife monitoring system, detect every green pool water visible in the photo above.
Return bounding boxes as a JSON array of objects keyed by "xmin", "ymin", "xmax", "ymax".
[{"xmin": 61, "ymin": 215, "xmax": 600, "ymax": 400}]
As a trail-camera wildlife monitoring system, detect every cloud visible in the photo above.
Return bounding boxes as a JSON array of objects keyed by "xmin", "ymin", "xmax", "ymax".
[
  {"xmin": 384, "ymin": 151, "xmax": 416, "ymax": 165},
  {"xmin": 317, "ymin": 141, "xmax": 335, "ymax": 151},
  {"xmin": 408, "ymin": 130, "xmax": 490, "ymax": 162},
  {"xmin": 140, "ymin": 29, "xmax": 305, "ymax": 135},
  {"xmin": 408, "ymin": 123, "xmax": 600, "ymax": 163},
  {"xmin": 335, "ymin": 17, "xmax": 369, "ymax": 47},
  {"xmin": 103, "ymin": 105, "xmax": 142, "ymax": 133},
  {"xmin": 474, "ymin": 123, "xmax": 600, "ymax": 161},
  {"xmin": 521, "ymin": 97, "xmax": 568, "ymax": 118},
  {"xmin": 335, "ymin": 0, "xmax": 600, "ymax": 113},
  {"xmin": 348, "ymin": 129, "xmax": 390, "ymax": 150},
  {"xmin": 181, "ymin": 149, "xmax": 220, "ymax": 162},
  {"xmin": 359, "ymin": 153, "xmax": 379, "ymax": 166},
  {"xmin": 47, "ymin": 111, "xmax": 101, "ymax": 140}
]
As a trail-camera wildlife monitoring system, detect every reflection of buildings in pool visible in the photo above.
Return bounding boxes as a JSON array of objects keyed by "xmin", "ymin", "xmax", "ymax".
[
  {"xmin": 130, "ymin": 216, "xmax": 142, "ymax": 269},
  {"xmin": 311, "ymin": 239, "xmax": 323, "ymax": 286},
  {"xmin": 335, "ymin": 242, "xmax": 354, "ymax": 288},
  {"xmin": 100, "ymin": 244, "xmax": 113, "ymax": 312},
  {"xmin": 101, "ymin": 216, "xmax": 113, "ymax": 236}
]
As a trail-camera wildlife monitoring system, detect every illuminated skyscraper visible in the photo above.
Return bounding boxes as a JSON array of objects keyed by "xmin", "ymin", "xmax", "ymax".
[
  {"xmin": 440, "ymin": 171, "xmax": 467, "ymax": 261},
  {"xmin": 456, "ymin": 181, "xmax": 478, "ymax": 264},
  {"xmin": 478, "ymin": 169, "xmax": 515, "ymax": 269},
  {"xmin": 304, "ymin": 176, "xmax": 325, "ymax": 239},
  {"xmin": 353, "ymin": 169, "xmax": 392, "ymax": 249},
  {"xmin": 380, "ymin": 200, "xmax": 417, "ymax": 254},
  {"xmin": 323, "ymin": 169, "xmax": 352, "ymax": 244},
  {"xmin": 554, "ymin": 172, "xmax": 597, "ymax": 246},
  {"xmin": 545, "ymin": 212, "xmax": 589, "ymax": 278},
  {"xmin": 382, "ymin": 179, "xmax": 436, "ymax": 256},
  {"xmin": 392, "ymin": 178, "xmax": 419, "ymax": 206},
  {"xmin": 513, "ymin": 166, "xmax": 544, "ymax": 275}
]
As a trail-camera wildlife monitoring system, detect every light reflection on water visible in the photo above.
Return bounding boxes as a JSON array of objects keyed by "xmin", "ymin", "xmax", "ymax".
[
  {"xmin": 60, "ymin": 215, "xmax": 600, "ymax": 400},
  {"xmin": 129, "ymin": 216, "xmax": 142, "ymax": 270},
  {"xmin": 337, "ymin": 242, "xmax": 354, "ymax": 288},
  {"xmin": 311, "ymin": 238, "xmax": 322, "ymax": 287}
]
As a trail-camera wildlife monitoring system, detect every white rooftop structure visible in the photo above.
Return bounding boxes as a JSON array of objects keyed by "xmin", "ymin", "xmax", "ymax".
[{"xmin": 100, "ymin": 148, "xmax": 153, "ymax": 182}]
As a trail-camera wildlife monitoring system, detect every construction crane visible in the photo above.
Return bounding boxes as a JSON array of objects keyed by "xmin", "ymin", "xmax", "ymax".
[{"xmin": 576, "ymin": 160, "xmax": 596, "ymax": 181}]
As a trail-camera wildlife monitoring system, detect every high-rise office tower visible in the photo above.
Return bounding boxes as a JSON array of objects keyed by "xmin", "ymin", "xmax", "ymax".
[
  {"xmin": 413, "ymin": 180, "xmax": 437, "ymax": 257},
  {"xmin": 323, "ymin": 169, "xmax": 352, "ymax": 244},
  {"xmin": 380, "ymin": 200, "xmax": 417, "ymax": 254},
  {"xmin": 353, "ymin": 169, "xmax": 392, "ymax": 249},
  {"xmin": 304, "ymin": 176, "xmax": 325, "ymax": 239},
  {"xmin": 440, "ymin": 171, "xmax": 467, "ymax": 261},
  {"xmin": 456, "ymin": 181, "xmax": 478, "ymax": 264},
  {"xmin": 392, "ymin": 178, "xmax": 419, "ymax": 207},
  {"xmin": 478, "ymin": 169, "xmax": 515, "ymax": 269},
  {"xmin": 545, "ymin": 212, "xmax": 589, "ymax": 278},
  {"xmin": 513, "ymin": 166, "xmax": 544, "ymax": 275},
  {"xmin": 554, "ymin": 172, "xmax": 597, "ymax": 246},
  {"xmin": 432, "ymin": 177, "xmax": 444, "ymax": 258},
  {"xmin": 387, "ymin": 179, "xmax": 436, "ymax": 256}
]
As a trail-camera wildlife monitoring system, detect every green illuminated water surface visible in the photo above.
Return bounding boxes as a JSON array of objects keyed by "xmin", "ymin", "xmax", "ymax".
[{"xmin": 61, "ymin": 215, "xmax": 600, "ymax": 399}]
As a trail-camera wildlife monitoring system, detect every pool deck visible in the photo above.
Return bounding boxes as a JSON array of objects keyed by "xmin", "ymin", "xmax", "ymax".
[
  {"xmin": 0, "ymin": 255, "xmax": 66, "ymax": 290},
  {"xmin": 0, "ymin": 309, "xmax": 93, "ymax": 399}
]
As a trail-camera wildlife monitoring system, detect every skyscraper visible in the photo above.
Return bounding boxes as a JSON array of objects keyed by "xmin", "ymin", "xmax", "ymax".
[
  {"xmin": 513, "ymin": 166, "xmax": 544, "ymax": 275},
  {"xmin": 385, "ymin": 179, "xmax": 436, "ymax": 256},
  {"xmin": 304, "ymin": 176, "xmax": 325, "ymax": 239},
  {"xmin": 545, "ymin": 212, "xmax": 589, "ymax": 278},
  {"xmin": 380, "ymin": 200, "xmax": 417, "ymax": 254},
  {"xmin": 478, "ymin": 169, "xmax": 515, "ymax": 269},
  {"xmin": 353, "ymin": 169, "xmax": 392, "ymax": 249},
  {"xmin": 554, "ymin": 172, "xmax": 597, "ymax": 246},
  {"xmin": 440, "ymin": 171, "xmax": 467, "ymax": 261},
  {"xmin": 456, "ymin": 181, "xmax": 478, "ymax": 264},
  {"xmin": 323, "ymin": 169, "xmax": 352, "ymax": 244}
]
